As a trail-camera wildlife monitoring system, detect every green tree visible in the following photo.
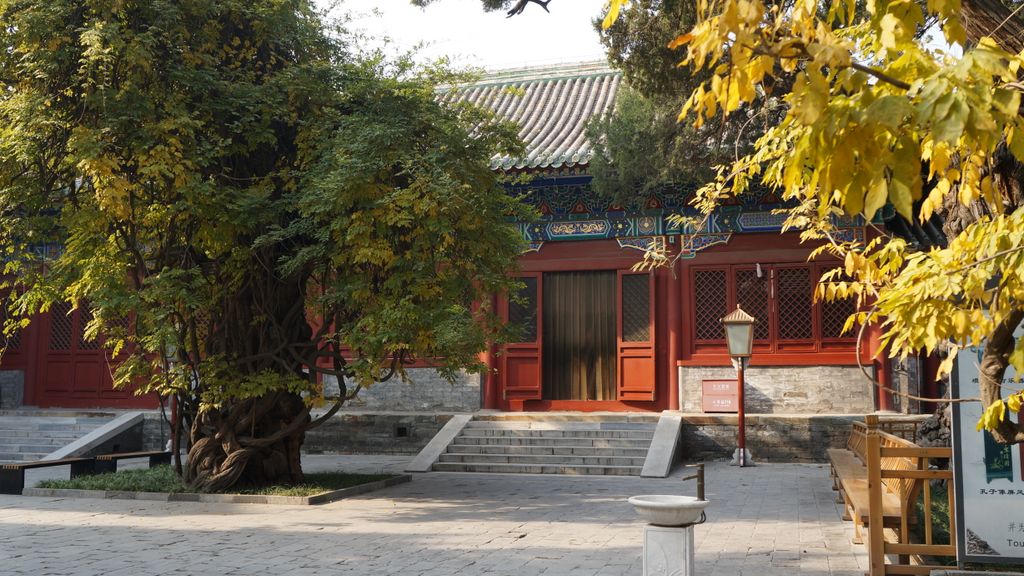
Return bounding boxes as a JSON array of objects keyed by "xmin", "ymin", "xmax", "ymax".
[
  {"xmin": 588, "ymin": 0, "xmax": 784, "ymax": 200},
  {"xmin": 0, "ymin": 0, "xmax": 527, "ymax": 491},
  {"xmin": 605, "ymin": 0, "xmax": 1024, "ymax": 442}
]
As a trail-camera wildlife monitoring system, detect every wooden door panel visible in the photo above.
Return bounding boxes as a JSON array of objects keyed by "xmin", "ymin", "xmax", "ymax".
[
  {"xmin": 72, "ymin": 361, "xmax": 103, "ymax": 396},
  {"xmin": 617, "ymin": 271, "xmax": 655, "ymax": 401},
  {"xmin": 32, "ymin": 304, "xmax": 156, "ymax": 408},
  {"xmin": 43, "ymin": 361, "xmax": 73, "ymax": 395},
  {"xmin": 500, "ymin": 273, "xmax": 543, "ymax": 402}
]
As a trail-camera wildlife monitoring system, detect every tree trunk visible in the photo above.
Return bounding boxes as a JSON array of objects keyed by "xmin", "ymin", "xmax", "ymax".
[
  {"xmin": 961, "ymin": 0, "xmax": 1024, "ymax": 54},
  {"xmin": 185, "ymin": 391, "xmax": 311, "ymax": 492},
  {"xmin": 182, "ymin": 252, "xmax": 320, "ymax": 492},
  {"xmin": 979, "ymin": 310, "xmax": 1024, "ymax": 444}
]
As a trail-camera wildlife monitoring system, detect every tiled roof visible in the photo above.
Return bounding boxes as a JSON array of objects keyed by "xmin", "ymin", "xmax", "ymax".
[{"xmin": 447, "ymin": 61, "xmax": 621, "ymax": 170}]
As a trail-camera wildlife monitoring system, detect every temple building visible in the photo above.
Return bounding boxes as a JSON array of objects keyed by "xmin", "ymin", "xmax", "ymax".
[{"xmin": 0, "ymin": 61, "xmax": 924, "ymax": 418}]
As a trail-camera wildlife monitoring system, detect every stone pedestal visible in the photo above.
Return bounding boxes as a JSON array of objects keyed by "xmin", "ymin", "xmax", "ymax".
[
  {"xmin": 729, "ymin": 447, "xmax": 754, "ymax": 466},
  {"xmin": 642, "ymin": 524, "xmax": 694, "ymax": 576}
]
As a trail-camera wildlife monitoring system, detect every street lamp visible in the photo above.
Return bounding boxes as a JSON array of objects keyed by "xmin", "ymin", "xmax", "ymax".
[{"xmin": 721, "ymin": 305, "xmax": 755, "ymax": 467}]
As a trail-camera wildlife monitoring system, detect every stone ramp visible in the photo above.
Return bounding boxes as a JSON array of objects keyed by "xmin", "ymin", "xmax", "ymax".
[
  {"xmin": 0, "ymin": 410, "xmax": 116, "ymax": 463},
  {"xmin": 426, "ymin": 413, "xmax": 662, "ymax": 476}
]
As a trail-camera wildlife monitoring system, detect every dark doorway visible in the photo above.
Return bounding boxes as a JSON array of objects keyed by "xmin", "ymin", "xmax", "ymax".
[{"xmin": 542, "ymin": 271, "xmax": 616, "ymax": 400}]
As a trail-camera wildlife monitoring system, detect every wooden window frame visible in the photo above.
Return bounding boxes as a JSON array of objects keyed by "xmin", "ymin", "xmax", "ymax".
[{"xmin": 684, "ymin": 261, "xmax": 858, "ymax": 365}]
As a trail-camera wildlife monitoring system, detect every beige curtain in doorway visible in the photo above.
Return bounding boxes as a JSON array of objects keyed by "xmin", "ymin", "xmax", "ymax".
[{"xmin": 542, "ymin": 271, "xmax": 617, "ymax": 400}]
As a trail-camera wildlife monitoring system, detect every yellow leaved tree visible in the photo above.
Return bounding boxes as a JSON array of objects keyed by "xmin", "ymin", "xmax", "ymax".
[{"xmin": 605, "ymin": 0, "xmax": 1024, "ymax": 443}]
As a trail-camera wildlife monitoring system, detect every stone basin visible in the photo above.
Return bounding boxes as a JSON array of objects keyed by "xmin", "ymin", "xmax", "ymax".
[{"xmin": 627, "ymin": 495, "xmax": 709, "ymax": 527}]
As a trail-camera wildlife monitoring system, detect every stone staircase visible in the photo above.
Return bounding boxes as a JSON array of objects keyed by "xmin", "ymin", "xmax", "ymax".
[
  {"xmin": 431, "ymin": 414, "xmax": 658, "ymax": 476},
  {"xmin": 0, "ymin": 411, "xmax": 116, "ymax": 462}
]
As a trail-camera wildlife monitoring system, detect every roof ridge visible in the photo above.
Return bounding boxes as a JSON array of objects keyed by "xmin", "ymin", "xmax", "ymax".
[{"xmin": 473, "ymin": 60, "xmax": 617, "ymax": 87}]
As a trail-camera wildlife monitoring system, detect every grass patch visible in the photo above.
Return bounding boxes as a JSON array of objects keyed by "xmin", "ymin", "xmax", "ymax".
[
  {"xmin": 38, "ymin": 465, "xmax": 188, "ymax": 493},
  {"xmin": 234, "ymin": 472, "xmax": 393, "ymax": 497},
  {"xmin": 37, "ymin": 465, "xmax": 393, "ymax": 497}
]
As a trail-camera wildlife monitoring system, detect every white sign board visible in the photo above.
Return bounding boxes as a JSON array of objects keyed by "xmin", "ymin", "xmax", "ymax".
[{"xmin": 952, "ymin": 337, "xmax": 1024, "ymax": 565}]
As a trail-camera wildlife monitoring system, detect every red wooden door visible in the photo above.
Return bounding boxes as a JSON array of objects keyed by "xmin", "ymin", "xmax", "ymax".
[
  {"xmin": 35, "ymin": 303, "xmax": 152, "ymax": 408},
  {"xmin": 617, "ymin": 270, "xmax": 655, "ymax": 401},
  {"xmin": 501, "ymin": 273, "xmax": 543, "ymax": 402}
]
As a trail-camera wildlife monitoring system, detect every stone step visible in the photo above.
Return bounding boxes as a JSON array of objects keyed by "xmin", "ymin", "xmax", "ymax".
[
  {"xmin": 437, "ymin": 453, "xmax": 646, "ymax": 466},
  {"xmin": 0, "ymin": 433, "xmax": 93, "ymax": 443},
  {"xmin": 454, "ymin": 428, "xmax": 654, "ymax": 439},
  {"xmin": 431, "ymin": 462, "xmax": 643, "ymax": 476},
  {"xmin": 452, "ymin": 435, "xmax": 651, "ymax": 448},
  {"xmin": 0, "ymin": 452, "xmax": 50, "ymax": 462},
  {"xmin": 0, "ymin": 443, "xmax": 71, "ymax": 453},
  {"xmin": 446, "ymin": 444, "xmax": 650, "ymax": 457},
  {"xmin": 0, "ymin": 420, "xmax": 110, "ymax": 428},
  {"xmin": 473, "ymin": 413, "xmax": 660, "ymax": 424},
  {"xmin": 463, "ymin": 420, "xmax": 656, "ymax": 431},
  {"xmin": 0, "ymin": 413, "xmax": 118, "ymax": 463}
]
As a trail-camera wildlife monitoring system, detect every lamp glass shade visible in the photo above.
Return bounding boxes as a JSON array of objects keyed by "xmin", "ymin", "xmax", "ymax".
[
  {"xmin": 721, "ymin": 305, "xmax": 756, "ymax": 358},
  {"xmin": 724, "ymin": 322, "xmax": 754, "ymax": 358}
]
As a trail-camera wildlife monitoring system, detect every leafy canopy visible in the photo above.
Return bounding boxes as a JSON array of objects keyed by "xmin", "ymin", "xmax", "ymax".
[
  {"xmin": 0, "ymin": 0, "xmax": 528, "ymax": 413},
  {"xmin": 605, "ymin": 0, "xmax": 1024, "ymax": 440}
]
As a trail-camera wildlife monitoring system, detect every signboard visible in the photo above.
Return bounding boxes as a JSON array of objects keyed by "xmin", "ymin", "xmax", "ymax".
[
  {"xmin": 952, "ymin": 334, "xmax": 1024, "ymax": 566},
  {"xmin": 701, "ymin": 379, "xmax": 738, "ymax": 413}
]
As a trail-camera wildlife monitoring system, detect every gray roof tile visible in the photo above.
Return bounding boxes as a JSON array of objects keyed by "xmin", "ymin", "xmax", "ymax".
[{"xmin": 449, "ymin": 61, "xmax": 621, "ymax": 170}]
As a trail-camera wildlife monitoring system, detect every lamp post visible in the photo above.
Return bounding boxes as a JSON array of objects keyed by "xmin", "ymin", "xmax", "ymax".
[{"xmin": 721, "ymin": 305, "xmax": 755, "ymax": 467}]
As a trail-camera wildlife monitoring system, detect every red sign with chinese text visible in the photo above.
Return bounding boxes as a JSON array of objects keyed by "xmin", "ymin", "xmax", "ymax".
[{"xmin": 702, "ymin": 379, "xmax": 738, "ymax": 413}]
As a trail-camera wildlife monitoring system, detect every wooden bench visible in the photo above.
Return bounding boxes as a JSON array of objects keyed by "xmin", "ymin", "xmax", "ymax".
[
  {"xmin": 94, "ymin": 450, "xmax": 172, "ymax": 474},
  {"xmin": 827, "ymin": 417, "xmax": 922, "ymax": 545},
  {"xmin": 0, "ymin": 457, "xmax": 96, "ymax": 495}
]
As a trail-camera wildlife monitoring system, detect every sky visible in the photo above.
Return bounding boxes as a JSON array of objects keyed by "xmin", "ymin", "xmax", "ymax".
[{"xmin": 320, "ymin": 0, "xmax": 609, "ymax": 70}]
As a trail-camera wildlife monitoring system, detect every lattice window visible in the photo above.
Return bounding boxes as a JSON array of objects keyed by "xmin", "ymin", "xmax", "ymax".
[
  {"xmin": 509, "ymin": 276, "xmax": 538, "ymax": 342},
  {"xmin": 693, "ymin": 269, "xmax": 727, "ymax": 340},
  {"xmin": 49, "ymin": 301, "xmax": 73, "ymax": 350},
  {"xmin": 734, "ymin": 269, "xmax": 770, "ymax": 341},
  {"xmin": 776, "ymin": 267, "xmax": 813, "ymax": 340},
  {"xmin": 78, "ymin": 306, "xmax": 101, "ymax": 350},
  {"xmin": 621, "ymin": 274, "xmax": 650, "ymax": 342},
  {"xmin": 821, "ymin": 296, "xmax": 856, "ymax": 339}
]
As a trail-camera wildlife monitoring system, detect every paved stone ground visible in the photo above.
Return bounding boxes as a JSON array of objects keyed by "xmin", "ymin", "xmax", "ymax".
[{"xmin": 0, "ymin": 458, "xmax": 866, "ymax": 575}]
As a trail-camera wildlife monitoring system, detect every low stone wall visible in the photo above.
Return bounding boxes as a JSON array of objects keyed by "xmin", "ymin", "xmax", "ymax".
[
  {"xmin": 304, "ymin": 412, "xmax": 457, "ymax": 455},
  {"xmin": 679, "ymin": 413, "xmax": 863, "ymax": 462},
  {"xmin": 323, "ymin": 368, "xmax": 481, "ymax": 413},
  {"xmin": 679, "ymin": 365, "xmax": 875, "ymax": 414},
  {"xmin": 0, "ymin": 369, "xmax": 24, "ymax": 409}
]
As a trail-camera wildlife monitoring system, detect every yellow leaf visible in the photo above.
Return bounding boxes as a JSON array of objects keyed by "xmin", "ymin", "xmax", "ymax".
[
  {"xmin": 976, "ymin": 399, "xmax": 1006, "ymax": 431},
  {"xmin": 1007, "ymin": 392, "xmax": 1023, "ymax": 413},
  {"xmin": 864, "ymin": 177, "xmax": 888, "ymax": 220},
  {"xmin": 668, "ymin": 33, "xmax": 693, "ymax": 50},
  {"xmin": 602, "ymin": 0, "xmax": 627, "ymax": 29}
]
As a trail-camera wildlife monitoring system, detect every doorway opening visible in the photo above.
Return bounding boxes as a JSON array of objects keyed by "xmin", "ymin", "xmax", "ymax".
[{"xmin": 541, "ymin": 271, "xmax": 617, "ymax": 400}]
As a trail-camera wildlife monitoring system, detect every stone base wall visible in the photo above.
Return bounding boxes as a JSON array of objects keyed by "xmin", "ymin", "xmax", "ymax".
[
  {"xmin": 304, "ymin": 412, "xmax": 455, "ymax": 455},
  {"xmin": 142, "ymin": 412, "xmax": 173, "ymax": 452},
  {"xmin": 681, "ymin": 414, "xmax": 864, "ymax": 462},
  {"xmin": 0, "ymin": 370, "xmax": 24, "ymax": 409},
  {"xmin": 140, "ymin": 411, "xmax": 449, "ymax": 456},
  {"xmin": 680, "ymin": 365, "xmax": 874, "ymax": 414},
  {"xmin": 323, "ymin": 368, "xmax": 480, "ymax": 413}
]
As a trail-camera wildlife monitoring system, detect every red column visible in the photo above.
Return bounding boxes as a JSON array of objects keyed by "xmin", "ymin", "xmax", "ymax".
[
  {"xmin": 667, "ymin": 258, "xmax": 681, "ymax": 411},
  {"xmin": 876, "ymin": 356, "xmax": 893, "ymax": 411}
]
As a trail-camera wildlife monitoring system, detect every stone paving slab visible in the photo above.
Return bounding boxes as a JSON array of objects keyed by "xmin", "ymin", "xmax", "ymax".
[{"xmin": 0, "ymin": 458, "xmax": 866, "ymax": 575}]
